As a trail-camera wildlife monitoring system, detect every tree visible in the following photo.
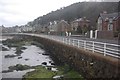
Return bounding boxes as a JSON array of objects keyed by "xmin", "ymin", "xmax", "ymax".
[
  {"xmin": 82, "ymin": 25, "xmax": 88, "ymax": 35},
  {"xmin": 77, "ymin": 26, "xmax": 82, "ymax": 34},
  {"xmin": 26, "ymin": 2, "xmax": 118, "ymax": 30}
]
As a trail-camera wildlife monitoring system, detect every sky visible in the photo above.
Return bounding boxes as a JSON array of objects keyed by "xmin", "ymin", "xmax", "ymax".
[{"xmin": 0, "ymin": 0, "xmax": 119, "ymax": 27}]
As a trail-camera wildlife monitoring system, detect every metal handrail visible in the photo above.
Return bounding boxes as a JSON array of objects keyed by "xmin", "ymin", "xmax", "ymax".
[
  {"xmin": 22, "ymin": 33, "xmax": 120, "ymax": 59},
  {"xmin": 43, "ymin": 35, "xmax": 120, "ymax": 59}
]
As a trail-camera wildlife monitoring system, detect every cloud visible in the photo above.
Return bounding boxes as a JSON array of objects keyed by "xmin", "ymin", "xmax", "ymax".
[
  {"xmin": 2, "ymin": 0, "xmax": 118, "ymax": 27},
  {"xmin": 0, "ymin": 0, "xmax": 40, "ymax": 27}
]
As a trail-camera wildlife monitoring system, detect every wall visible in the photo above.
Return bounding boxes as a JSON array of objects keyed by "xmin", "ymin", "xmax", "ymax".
[
  {"xmin": 31, "ymin": 36, "xmax": 120, "ymax": 79},
  {"xmin": 3, "ymin": 34, "xmax": 120, "ymax": 79},
  {"xmin": 97, "ymin": 31, "xmax": 115, "ymax": 39}
]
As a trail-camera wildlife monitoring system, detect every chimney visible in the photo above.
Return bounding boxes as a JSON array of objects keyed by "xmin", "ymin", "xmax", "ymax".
[{"xmin": 103, "ymin": 11, "xmax": 107, "ymax": 14}]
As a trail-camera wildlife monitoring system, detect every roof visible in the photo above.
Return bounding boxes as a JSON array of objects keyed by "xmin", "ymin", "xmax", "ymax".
[
  {"xmin": 100, "ymin": 12, "xmax": 120, "ymax": 21},
  {"xmin": 73, "ymin": 18, "xmax": 90, "ymax": 23},
  {"xmin": 59, "ymin": 20, "xmax": 69, "ymax": 25}
]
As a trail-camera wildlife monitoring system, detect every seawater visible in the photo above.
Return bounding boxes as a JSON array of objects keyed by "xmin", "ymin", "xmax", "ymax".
[{"xmin": 2, "ymin": 44, "xmax": 54, "ymax": 78}]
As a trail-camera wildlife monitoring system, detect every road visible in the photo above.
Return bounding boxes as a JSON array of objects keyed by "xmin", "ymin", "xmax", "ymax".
[
  {"xmin": 49, "ymin": 35, "xmax": 119, "ymax": 45},
  {"xmin": 37, "ymin": 34, "xmax": 120, "ymax": 58}
]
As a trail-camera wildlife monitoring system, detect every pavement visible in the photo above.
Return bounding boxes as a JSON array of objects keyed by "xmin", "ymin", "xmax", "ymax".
[{"xmin": 69, "ymin": 36, "xmax": 119, "ymax": 44}]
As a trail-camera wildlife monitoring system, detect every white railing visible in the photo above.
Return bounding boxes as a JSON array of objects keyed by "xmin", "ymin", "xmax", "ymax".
[
  {"xmin": 16, "ymin": 33, "xmax": 120, "ymax": 59},
  {"xmin": 38, "ymin": 35, "xmax": 120, "ymax": 59}
]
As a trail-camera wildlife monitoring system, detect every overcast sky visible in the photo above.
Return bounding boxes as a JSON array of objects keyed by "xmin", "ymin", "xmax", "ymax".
[{"xmin": 0, "ymin": 0, "xmax": 119, "ymax": 27}]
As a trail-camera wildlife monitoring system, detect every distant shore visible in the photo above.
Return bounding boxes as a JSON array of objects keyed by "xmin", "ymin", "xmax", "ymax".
[{"xmin": 0, "ymin": 36, "xmax": 13, "ymax": 41}]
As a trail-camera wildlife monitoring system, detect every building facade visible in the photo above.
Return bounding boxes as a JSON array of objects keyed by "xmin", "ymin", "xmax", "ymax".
[
  {"xmin": 97, "ymin": 12, "xmax": 120, "ymax": 39},
  {"xmin": 97, "ymin": 12, "xmax": 120, "ymax": 32},
  {"xmin": 48, "ymin": 21, "xmax": 58, "ymax": 32},
  {"xmin": 57, "ymin": 20, "xmax": 71, "ymax": 32},
  {"xmin": 70, "ymin": 17, "xmax": 90, "ymax": 34}
]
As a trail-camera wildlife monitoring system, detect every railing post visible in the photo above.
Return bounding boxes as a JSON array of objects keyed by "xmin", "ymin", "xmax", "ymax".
[
  {"xmin": 84, "ymin": 41, "xmax": 86, "ymax": 50},
  {"xmin": 72, "ymin": 39, "xmax": 74, "ymax": 46},
  {"xmin": 69, "ymin": 39, "xmax": 71, "ymax": 45},
  {"xmin": 78, "ymin": 40, "xmax": 80, "ymax": 48},
  {"xmin": 63, "ymin": 38, "xmax": 64, "ymax": 43},
  {"xmin": 66, "ymin": 38, "xmax": 67, "ymax": 44},
  {"xmin": 93, "ymin": 41, "xmax": 94, "ymax": 53},
  {"xmin": 104, "ymin": 43, "xmax": 106, "ymax": 56}
]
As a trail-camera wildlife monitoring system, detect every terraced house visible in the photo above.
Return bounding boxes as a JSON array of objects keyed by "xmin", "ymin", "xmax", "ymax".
[
  {"xmin": 57, "ymin": 20, "xmax": 71, "ymax": 36},
  {"xmin": 70, "ymin": 17, "xmax": 90, "ymax": 34},
  {"xmin": 97, "ymin": 12, "xmax": 120, "ymax": 39}
]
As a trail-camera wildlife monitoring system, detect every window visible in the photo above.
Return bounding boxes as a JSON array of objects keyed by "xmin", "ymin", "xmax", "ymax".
[
  {"xmin": 98, "ymin": 17, "xmax": 102, "ymax": 23},
  {"xmin": 108, "ymin": 24, "xmax": 113, "ymax": 31},
  {"xmin": 109, "ymin": 18, "xmax": 113, "ymax": 23}
]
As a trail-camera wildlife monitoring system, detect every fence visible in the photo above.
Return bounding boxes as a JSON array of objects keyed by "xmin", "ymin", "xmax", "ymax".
[
  {"xmin": 22, "ymin": 33, "xmax": 120, "ymax": 59},
  {"xmin": 38, "ymin": 35, "xmax": 120, "ymax": 59}
]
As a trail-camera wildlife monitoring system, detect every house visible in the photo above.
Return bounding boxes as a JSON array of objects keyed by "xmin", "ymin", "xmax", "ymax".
[
  {"xmin": 57, "ymin": 20, "xmax": 71, "ymax": 36},
  {"xmin": 97, "ymin": 12, "xmax": 120, "ymax": 39},
  {"xmin": 71, "ymin": 17, "xmax": 90, "ymax": 34},
  {"xmin": 34, "ymin": 25, "xmax": 43, "ymax": 33},
  {"xmin": 48, "ymin": 21, "xmax": 58, "ymax": 32},
  {"xmin": 0, "ymin": 25, "xmax": 15, "ymax": 33},
  {"xmin": 97, "ymin": 12, "xmax": 120, "ymax": 32},
  {"xmin": 41, "ymin": 24, "xmax": 49, "ymax": 33},
  {"xmin": 20, "ymin": 25, "xmax": 34, "ymax": 32},
  {"xmin": 15, "ymin": 26, "xmax": 22, "ymax": 32},
  {"xmin": 57, "ymin": 20, "xmax": 71, "ymax": 32}
]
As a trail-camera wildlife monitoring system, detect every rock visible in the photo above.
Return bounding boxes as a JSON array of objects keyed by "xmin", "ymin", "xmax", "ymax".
[
  {"xmin": 5, "ymin": 54, "xmax": 16, "ymax": 58},
  {"xmin": 2, "ymin": 69, "xmax": 13, "ymax": 73},
  {"xmin": 18, "ymin": 56, "xmax": 22, "ymax": 59},
  {"xmin": 8, "ymin": 64, "xmax": 31, "ymax": 71},
  {"xmin": 53, "ymin": 75, "xmax": 64, "ymax": 79},
  {"xmin": 49, "ymin": 61, "xmax": 52, "ymax": 63},
  {"xmin": 51, "ymin": 63, "xmax": 55, "ymax": 65},
  {"xmin": 25, "ymin": 59, "xmax": 29, "ymax": 61},
  {"xmin": 2, "ymin": 47, "xmax": 9, "ymax": 51},
  {"xmin": 47, "ymin": 67, "xmax": 52, "ymax": 70},
  {"xmin": 15, "ymin": 49, "xmax": 23, "ymax": 55},
  {"xmin": 51, "ymin": 68, "xmax": 58, "ymax": 72},
  {"xmin": 42, "ymin": 62, "xmax": 47, "ymax": 65},
  {"xmin": 38, "ymin": 52, "xmax": 41, "ymax": 54},
  {"xmin": 42, "ymin": 52, "xmax": 49, "ymax": 55},
  {"xmin": 90, "ymin": 62, "xmax": 94, "ymax": 66},
  {"xmin": 20, "ymin": 47, "xmax": 27, "ymax": 50}
]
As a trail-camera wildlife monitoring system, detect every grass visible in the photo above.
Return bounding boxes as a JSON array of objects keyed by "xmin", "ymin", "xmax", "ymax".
[
  {"xmin": 8, "ymin": 64, "xmax": 31, "ymax": 71},
  {"xmin": 64, "ymin": 69, "xmax": 83, "ymax": 79},
  {"xmin": 23, "ymin": 66, "xmax": 56, "ymax": 80},
  {"xmin": 56, "ymin": 64, "xmax": 84, "ymax": 79},
  {"xmin": 3, "ymin": 64, "xmax": 31, "ymax": 73},
  {"xmin": 2, "ymin": 39, "xmax": 25, "ymax": 48},
  {"xmin": 23, "ymin": 64, "xmax": 84, "ymax": 80}
]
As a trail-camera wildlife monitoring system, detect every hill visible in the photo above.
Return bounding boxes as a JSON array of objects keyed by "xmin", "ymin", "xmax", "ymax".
[{"xmin": 30, "ymin": 2, "xmax": 119, "ymax": 28}]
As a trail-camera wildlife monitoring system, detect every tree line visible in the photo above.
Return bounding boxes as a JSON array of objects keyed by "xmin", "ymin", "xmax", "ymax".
[{"xmin": 30, "ymin": 2, "xmax": 118, "ymax": 29}]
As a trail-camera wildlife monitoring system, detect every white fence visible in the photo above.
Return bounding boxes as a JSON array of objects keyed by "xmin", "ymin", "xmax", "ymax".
[
  {"xmin": 19, "ymin": 33, "xmax": 120, "ymax": 59},
  {"xmin": 38, "ymin": 35, "xmax": 120, "ymax": 59}
]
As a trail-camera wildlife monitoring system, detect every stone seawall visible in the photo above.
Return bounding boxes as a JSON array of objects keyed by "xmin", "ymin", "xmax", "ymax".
[
  {"xmin": 32, "ymin": 36, "xmax": 120, "ymax": 79},
  {"xmin": 2, "ymin": 34, "xmax": 120, "ymax": 79}
]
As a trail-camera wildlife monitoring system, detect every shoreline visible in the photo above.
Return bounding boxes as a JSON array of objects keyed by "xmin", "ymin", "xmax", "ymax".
[{"xmin": 2, "ymin": 36, "xmax": 84, "ymax": 79}]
